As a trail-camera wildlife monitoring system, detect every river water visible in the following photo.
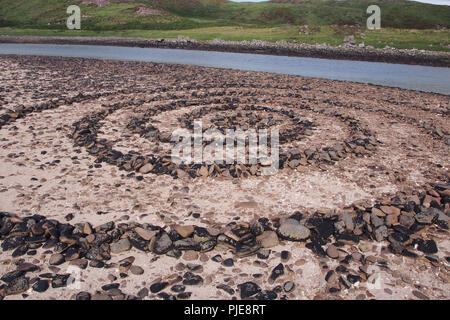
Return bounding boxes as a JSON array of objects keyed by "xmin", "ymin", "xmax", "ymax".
[{"xmin": 0, "ymin": 43, "xmax": 449, "ymax": 95}]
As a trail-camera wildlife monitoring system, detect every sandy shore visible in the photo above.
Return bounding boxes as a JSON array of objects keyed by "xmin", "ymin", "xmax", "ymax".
[
  {"xmin": 1, "ymin": 35, "xmax": 450, "ymax": 67},
  {"xmin": 0, "ymin": 55, "xmax": 449, "ymax": 300}
]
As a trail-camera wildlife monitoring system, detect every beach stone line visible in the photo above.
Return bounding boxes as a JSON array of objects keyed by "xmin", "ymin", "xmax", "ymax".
[{"xmin": 0, "ymin": 181, "xmax": 448, "ymax": 299}]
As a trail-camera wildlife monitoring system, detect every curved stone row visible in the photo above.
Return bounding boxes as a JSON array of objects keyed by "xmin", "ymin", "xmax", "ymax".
[
  {"xmin": 70, "ymin": 87, "xmax": 380, "ymax": 179},
  {"xmin": 0, "ymin": 181, "xmax": 448, "ymax": 299},
  {"xmin": 0, "ymin": 88, "xmax": 139, "ymax": 130}
]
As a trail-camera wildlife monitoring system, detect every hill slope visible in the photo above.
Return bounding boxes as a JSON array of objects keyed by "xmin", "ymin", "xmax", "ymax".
[
  {"xmin": 0, "ymin": 0, "xmax": 449, "ymax": 51},
  {"xmin": 1, "ymin": 0, "xmax": 449, "ymax": 30}
]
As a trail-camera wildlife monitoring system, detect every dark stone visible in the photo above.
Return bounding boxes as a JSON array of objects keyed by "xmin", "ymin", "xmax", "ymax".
[
  {"xmin": 329, "ymin": 287, "xmax": 340, "ymax": 293},
  {"xmin": 347, "ymin": 274, "xmax": 362, "ymax": 284},
  {"xmin": 129, "ymin": 232, "xmax": 149, "ymax": 251},
  {"xmin": 150, "ymin": 282, "xmax": 169, "ymax": 293},
  {"xmin": 417, "ymin": 239, "xmax": 438, "ymax": 254},
  {"xmin": 32, "ymin": 279, "xmax": 49, "ymax": 293},
  {"xmin": 255, "ymin": 290, "xmax": 277, "ymax": 300},
  {"xmin": 281, "ymin": 250, "xmax": 290, "ymax": 261},
  {"xmin": 269, "ymin": 263, "xmax": 284, "ymax": 281},
  {"xmin": 305, "ymin": 240, "xmax": 326, "ymax": 257},
  {"xmin": 5, "ymin": 277, "xmax": 29, "ymax": 295},
  {"xmin": 336, "ymin": 265, "xmax": 348, "ymax": 273},
  {"xmin": 89, "ymin": 260, "xmax": 105, "ymax": 268},
  {"xmin": 76, "ymin": 292, "xmax": 91, "ymax": 300},
  {"xmin": 1, "ymin": 236, "xmax": 26, "ymax": 251},
  {"xmin": 51, "ymin": 274, "xmax": 70, "ymax": 288},
  {"xmin": 217, "ymin": 284, "xmax": 235, "ymax": 295},
  {"xmin": 157, "ymin": 292, "xmax": 176, "ymax": 300},
  {"xmin": 199, "ymin": 240, "xmax": 216, "ymax": 252},
  {"xmin": 173, "ymin": 238, "xmax": 201, "ymax": 251},
  {"xmin": 182, "ymin": 272, "xmax": 203, "ymax": 286},
  {"xmin": 315, "ymin": 220, "xmax": 335, "ymax": 242},
  {"xmin": 171, "ymin": 285, "xmax": 186, "ymax": 293},
  {"xmin": 16, "ymin": 263, "xmax": 39, "ymax": 273},
  {"xmin": 388, "ymin": 232, "xmax": 410, "ymax": 243},
  {"xmin": 325, "ymin": 270, "xmax": 335, "ymax": 282},
  {"xmin": 238, "ymin": 281, "xmax": 261, "ymax": 299},
  {"xmin": 335, "ymin": 233, "xmax": 359, "ymax": 245},
  {"xmin": 222, "ymin": 258, "xmax": 234, "ymax": 267},
  {"xmin": 153, "ymin": 232, "xmax": 173, "ymax": 254},
  {"xmin": 1, "ymin": 270, "xmax": 25, "ymax": 283},
  {"xmin": 137, "ymin": 288, "xmax": 149, "ymax": 299},
  {"xmin": 12, "ymin": 245, "xmax": 29, "ymax": 257},
  {"xmin": 401, "ymin": 249, "xmax": 418, "ymax": 258},
  {"xmin": 177, "ymin": 292, "xmax": 192, "ymax": 299},
  {"xmin": 101, "ymin": 283, "xmax": 120, "ymax": 291}
]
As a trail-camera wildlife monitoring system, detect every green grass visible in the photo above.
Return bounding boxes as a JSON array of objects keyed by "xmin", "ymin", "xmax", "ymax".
[{"xmin": 0, "ymin": 0, "xmax": 449, "ymax": 51}]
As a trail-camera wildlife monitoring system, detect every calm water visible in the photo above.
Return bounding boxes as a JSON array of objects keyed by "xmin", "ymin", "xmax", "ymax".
[{"xmin": 0, "ymin": 43, "xmax": 449, "ymax": 95}]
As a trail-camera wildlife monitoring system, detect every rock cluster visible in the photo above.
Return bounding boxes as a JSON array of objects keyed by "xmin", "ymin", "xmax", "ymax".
[{"xmin": 0, "ymin": 181, "xmax": 448, "ymax": 299}]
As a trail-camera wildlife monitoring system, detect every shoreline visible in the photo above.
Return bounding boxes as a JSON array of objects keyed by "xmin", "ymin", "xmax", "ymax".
[{"xmin": 1, "ymin": 35, "xmax": 450, "ymax": 68}]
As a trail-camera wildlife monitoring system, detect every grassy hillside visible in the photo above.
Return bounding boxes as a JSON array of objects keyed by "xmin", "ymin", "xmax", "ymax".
[{"xmin": 0, "ymin": 0, "xmax": 449, "ymax": 51}]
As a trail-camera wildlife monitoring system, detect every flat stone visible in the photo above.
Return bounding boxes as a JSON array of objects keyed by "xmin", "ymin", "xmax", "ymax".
[
  {"xmin": 342, "ymin": 212, "xmax": 354, "ymax": 231},
  {"xmin": 399, "ymin": 215, "xmax": 415, "ymax": 228},
  {"xmin": 380, "ymin": 206, "xmax": 400, "ymax": 216},
  {"xmin": 110, "ymin": 238, "xmax": 131, "ymax": 253},
  {"xmin": 256, "ymin": 231, "xmax": 279, "ymax": 248},
  {"xmin": 153, "ymin": 233, "xmax": 173, "ymax": 254},
  {"xmin": 283, "ymin": 281, "xmax": 295, "ymax": 293},
  {"xmin": 371, "ymin": 213, "xmax": 385, "ymax": 228},
  {"xmin": 130, "ymin": 266, "xmax": 144, "ymax": 275},
  {"xmin": 277, "ymin": 219, "xmax": 310, "ymax": 241},
  {"xmin": 326, "ymin": 245, "xmax": 339, "ymax": 259},
  {"xmin": 134, "ymin": 227, "xmax": 157, "ymax": 241},
  {"xmin": 374, "ymin": 225, "xmax": 388, "ymax": 242},
  {"xmin": 49, "ymin": 253, "xmax": 65, "ymax": 266},
  {"xmin": 182, "ymin": 250, "xmax": 199, "ymax": 261},
  {"xmin": 69, "ymin": 259, "xmax": 88, "ymax": 270},
  {"xmin": 139, "ymin": 163, "xmax": 154, "ymax": 174},
  {"xmin": 372, "ymin": 207, "xmax": 386, "ymax": 217},
  {"xmin": 137, "ymin": 288, "xmax": 148, "ymax": 299},
  {"xmin": 412, "ymin": 290, "xmax": 429, "ymax": 300},
  {"xmin": 415, "ymin": 208, "xmax": 439, "ymax": 224},
  {"xmin": 174, "ymin": 225, "xmax": 195, "ymax": 238}
]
